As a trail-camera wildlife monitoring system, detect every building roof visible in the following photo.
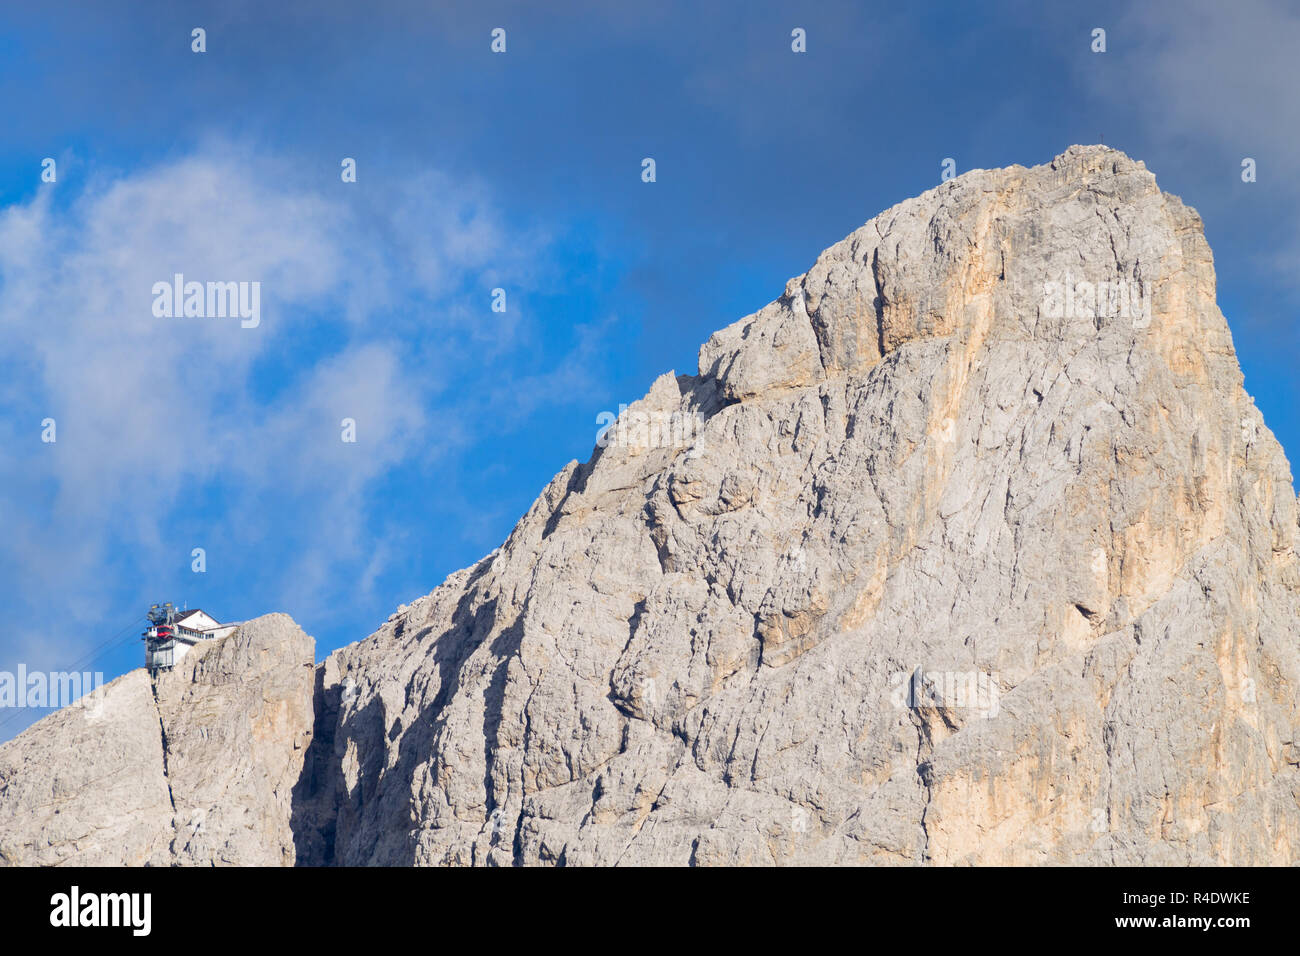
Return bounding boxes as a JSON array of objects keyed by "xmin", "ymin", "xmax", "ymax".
[{"xmin": 174, "ymin": 609, "xmax": 224, "ymax": 628}]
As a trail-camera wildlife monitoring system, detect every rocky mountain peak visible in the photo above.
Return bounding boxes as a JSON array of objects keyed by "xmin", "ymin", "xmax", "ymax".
[{"xmin": 4, "ymin": 147, "xmax": 1298, "ymax": 866}]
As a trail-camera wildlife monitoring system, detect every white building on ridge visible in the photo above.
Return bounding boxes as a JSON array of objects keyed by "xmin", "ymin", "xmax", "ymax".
[{"xmin": 143, "ymin": 603, "xmax": 240, "ymax": 671}]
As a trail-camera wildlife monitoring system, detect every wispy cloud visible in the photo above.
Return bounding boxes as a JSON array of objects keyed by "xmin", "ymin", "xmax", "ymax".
[
  {"xmin": 0, "ymin": 143, "xmax": 604, "ymax": 703},
  {"xmin": 1073, "ymin": 0, "xmax": 1300, "ymax": 284}
]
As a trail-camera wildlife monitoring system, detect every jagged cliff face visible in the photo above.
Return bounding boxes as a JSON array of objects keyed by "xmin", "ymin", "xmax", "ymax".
[
  {"xmin": 0, "ymin": 615, "xmax": 314, "ymax": 865},
  {"xmin": 4, "ymin": 147, "xmax": 1300, "ymax": 866}
]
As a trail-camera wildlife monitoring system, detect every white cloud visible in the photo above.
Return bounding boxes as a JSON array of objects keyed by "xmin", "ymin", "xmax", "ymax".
[
  {"xmin": 0, "ymin": 144, "xmax": 560, "ymax": 673},
  {"xmin": 1074, "ymin": 0, "xmax": 1300, "ymax": 282}
]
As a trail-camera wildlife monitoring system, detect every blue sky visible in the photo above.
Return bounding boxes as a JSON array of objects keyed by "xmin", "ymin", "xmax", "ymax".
[{"xmin": 1, "ymin": 0, "xmax": 1297, "ymax": 739}]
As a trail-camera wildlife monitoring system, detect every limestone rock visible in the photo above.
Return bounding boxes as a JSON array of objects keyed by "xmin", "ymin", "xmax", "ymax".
[
  {"xmin": 298, "ymin": 146, "xmax": 1300, "ymax": 865},
  {"xmin": 6, "ymin": 146, "xmax": 1300, "ymax": 867},
  {"xmin": 0, "ymin": 670, "xmax": 172, "ymax": 866},
  {"xmin": 156, "ymin": 614, "xmax": 316, "ymax": 865},
  {"xmin": 0, "ymin": 613, "xmax": 315, "ymax": 865}
]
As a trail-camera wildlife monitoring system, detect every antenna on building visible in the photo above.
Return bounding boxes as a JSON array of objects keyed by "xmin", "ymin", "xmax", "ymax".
[{"xmin": 143, "ymin": 601, "xmax": 232, "ymax": 673}]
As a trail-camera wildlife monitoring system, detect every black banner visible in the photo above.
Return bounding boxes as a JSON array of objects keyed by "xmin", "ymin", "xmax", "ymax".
[{"xmin": 0, "ymin": 866, "xmax": 1274, "ymax": 943}]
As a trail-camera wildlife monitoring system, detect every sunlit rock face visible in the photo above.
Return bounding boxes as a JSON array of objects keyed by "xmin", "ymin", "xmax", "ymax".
[
  {"xmin": 5, "ymin": 147, "xmax": 1299, "ymax": 866},
  {"xmin": 299, "ymin": 147, "xmax": 1300, "ymax": 866},
  {"xmin": 0, "ymin": 614, "xmax": 315, "ymax": 866}
]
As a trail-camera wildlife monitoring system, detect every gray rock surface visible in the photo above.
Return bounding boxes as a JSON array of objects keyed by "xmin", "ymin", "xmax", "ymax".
[
  {"xmin": 0, "ymin": 669, "xmax": 172, "ymax": 866},
  {"xmin": 297, "ymin": 146, "xmax": 1300, "ymax": 865},
  {"xmin": 0, "ymin": 613, "xmax": 315, "ymax": 865},
  {"xmin": 4, "ymin": 147, "xmax": 1298, "ymax": 866}
]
